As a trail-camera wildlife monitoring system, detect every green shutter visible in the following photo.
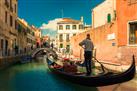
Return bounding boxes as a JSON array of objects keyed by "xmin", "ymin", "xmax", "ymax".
[
  {"xmin": 107, "ymin": 14, "xmax": 111, "ymax": 23},
  {"xmin": 60, "ymin": 44, "xmax": 63, "ymax": 48}
]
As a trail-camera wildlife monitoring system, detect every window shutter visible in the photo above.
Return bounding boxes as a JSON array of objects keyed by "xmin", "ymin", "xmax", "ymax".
[{"xmin": 107, "ymin": 14, "xmax": 111, "ymax": 23}]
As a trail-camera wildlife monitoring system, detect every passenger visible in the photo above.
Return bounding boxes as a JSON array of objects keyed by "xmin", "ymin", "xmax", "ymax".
[
  {"xmin": 51, "ymin": 62, "xmax": 62, "ymax": 69},
  {"xmin": 69, "ymin": 62, "xmax": 77, "ymax": 73},
  {"xmin": 63, "ymin": 61, "xmax": 77, "ymax": 74},
  {"xmin": 63, "ymin": 61, "xmax": 70, "ymax": 72}
]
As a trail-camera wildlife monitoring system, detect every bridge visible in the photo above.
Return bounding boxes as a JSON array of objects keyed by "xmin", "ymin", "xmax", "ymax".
[{"xmin": 31, "ymin": 48, "xmax": 58, "ymax": 59}]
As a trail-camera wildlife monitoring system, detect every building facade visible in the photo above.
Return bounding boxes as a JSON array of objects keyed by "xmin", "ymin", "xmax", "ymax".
[
  {"xmin": 116, "ymin": 0, "xmax": 137, "ymax": 63},
  {"xmin": 41, "ymin": 35, "xmax": 50, "ymax": 47},
  {"xmin": 31, "ymin": 25, "xmax": 41, "ymax": 48},
  {"xmin": 17, "ymin": 18, "xmax": 37, "ymax": 54},
  {"xmin": 17, "ymin": 18, "xmax": 28, "ymax": 54},
  {"xmin": 0, "ymin": 0, "xmax": 18, "ymax": 57},
  {"xmin": 26, "ymin": 25, "xmax": 36, "ymax": 51},
  {"xmin": 70, "ymin": 0, "xmax": 137, "ymax": 65},
  {"xmin": 117, "ymin": 0, "xmax": 137, "ymax": 46},
  {"xmin": 57, "ymin": 17, "xmax": 84, "ymax": 53},
  {"xmin": 92, "ymin": 0, "xmax": 116, "ymax": 28}
]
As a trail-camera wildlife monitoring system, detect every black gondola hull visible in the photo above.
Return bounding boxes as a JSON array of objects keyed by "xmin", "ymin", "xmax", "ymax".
[{"xmin": 47, "ymin": 56, "xmax": 136, "ymax": 87}]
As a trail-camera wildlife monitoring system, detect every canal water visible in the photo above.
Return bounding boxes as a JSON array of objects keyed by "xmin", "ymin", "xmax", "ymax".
[
  {"xmin": 0, "ymin": 59, "xmax": 98, "ymax": 91},
  {"xmin": 0, "ymin": 58, "xmax": 136, "ymax": 91}
]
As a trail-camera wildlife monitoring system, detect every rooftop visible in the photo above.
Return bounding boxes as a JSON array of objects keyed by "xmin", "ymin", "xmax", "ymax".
[{"xmin": 57, "ymin": 18, "xmax": 81, "ymax": 24}]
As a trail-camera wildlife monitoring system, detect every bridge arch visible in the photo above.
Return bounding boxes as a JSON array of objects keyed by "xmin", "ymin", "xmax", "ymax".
[{"xmin": 31, "ymin": 48, "xmax": 58, "ymax": 59}]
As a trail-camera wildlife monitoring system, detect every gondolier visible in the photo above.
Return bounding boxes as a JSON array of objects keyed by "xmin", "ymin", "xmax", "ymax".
[{"xmin": 79, "ymin": 34, "xmax": 94, "ymax": 76}]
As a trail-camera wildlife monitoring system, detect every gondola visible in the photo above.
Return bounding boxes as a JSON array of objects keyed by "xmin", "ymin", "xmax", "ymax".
[{"xmin": 46, "ymin": 55, "xmax": 136, "ymax": 87}]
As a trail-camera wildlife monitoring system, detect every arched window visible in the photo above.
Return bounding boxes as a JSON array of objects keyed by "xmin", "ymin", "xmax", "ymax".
[{"xmin": 107, "ymin": 14, "xmax": 111, "ymax": 23}]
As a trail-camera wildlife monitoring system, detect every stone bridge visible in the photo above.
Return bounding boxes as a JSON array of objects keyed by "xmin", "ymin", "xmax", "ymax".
[{"xmin": 31, "ymin": 48, "xmax": 58, "ymax": 59}]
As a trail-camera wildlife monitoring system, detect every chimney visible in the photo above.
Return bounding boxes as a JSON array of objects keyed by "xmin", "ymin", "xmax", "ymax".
[{"xmin": 80, "ymin": 16, "xmax": 84, "ymax": 23}]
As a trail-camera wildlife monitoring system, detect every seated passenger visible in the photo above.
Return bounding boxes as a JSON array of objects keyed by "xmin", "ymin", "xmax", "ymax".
[
  {"xmin": 63, "ymin": 61, "xmax": 77, "ymax": 74},
  {"xmin": 69, "ymin": 62, "xmax": 78, "ymax": 73},
  {"xmin": 51, "ymin": 62, "xmax": 62, "ymax": 69},
  {"xmin": 53, "ymin": 63, "xmax": 62, "ymax": 69}
]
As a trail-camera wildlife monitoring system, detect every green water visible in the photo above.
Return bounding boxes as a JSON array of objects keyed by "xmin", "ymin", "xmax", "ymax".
[{"xmin": 0, "ymin": 61, "xmax": 98, "ymax": 91}]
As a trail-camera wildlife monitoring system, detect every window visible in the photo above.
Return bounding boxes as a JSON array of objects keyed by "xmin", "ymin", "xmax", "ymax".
[
  {"xmin": 72, "ymin": 25, "xmax": 77, "ymax": 30},
  {"xmin": 32, "ymin": 32, "xmax": 35, "ymax": 36},
  {"xmin": 27, "ymin": 38, "xmax": 32, "ymax": 43},
  {"xmin": 66, "ymin": 25, "xmax": 70, "ymax": 30},
  {"xmin": 5, "ymin": 0, "xmax": 9, "ymax": 8},
  {"xmin": 66, "ymin": 34, "xmax": 69, "ymax": 42},
  {"xmin": 59, "ymin": 34, "xmax": 63, "ymax": 42},
  {"xmin": 15, "ymin": 20, "xmax": 17, "ymax": 30},
  {"xmin": 27, "ymin": 28, "xmax": 31, "ymax": 33},
  {"xmin": 66, "ymin": 45, "xmax": 70, "ymax": 53},
  {"xmin": 79, "ymin": 25, "xmax": 83, "ymax": 29},
  {"xmin": 1, "ymin": 39, "xmax": 3, "ymax": 49},
  {"xmin": 5, "ymin": 40, "xmax": 8, "ymax": 55},
  {"xmin": 10, "ymin": 0, "xmax": 13, "ymax": 12},
  {"xmin": 128, "ymin": 0, "xmax": 137, "ymax": 5},
  {"xmin": 129, "ymin": 22, "xmax": 137, "ymax": 45},
  {"xmin": 15, "ymin": 4, "xmax": 16, "ymax": 13},
  {"xmin": 18, "ymin": 24, "xmax": 22, "ymax": 32},
  {"xmin": 73, "ymin": 34, "xmax": 76, "ymax": 36},
  {"xmin": 14, "ymin": 39, "xmax": 16, "ymax": 46},
  {"xmin": 59, "ymin": 25, "xmax": 63, "ymax": 30},
  {"xmin": 10, "ymin": 15, "xmax": 13, "ymax": 27},
  {"xmin": 10, "ymin": 0, "xmax": 12, "ymax": 7},
  {"xmin": 113, "ymin": 10, "xmax": 116, "ymax": 21},
  {"xmin": 5, "ymin": 11, "xmax": 7, "ymax": 23},
  {"xmin": 60, "ymin": 44, "xmax": 63, "ymax": 48},
  {"xmin": 107, "ymin": 14, "xmax": 111, "ymax": 23}
]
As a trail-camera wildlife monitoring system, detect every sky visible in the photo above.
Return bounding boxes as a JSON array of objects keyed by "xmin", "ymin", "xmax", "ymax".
[{"xmin": 18, "ymin": 0, "xmax": 104, "ymax": 37}]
